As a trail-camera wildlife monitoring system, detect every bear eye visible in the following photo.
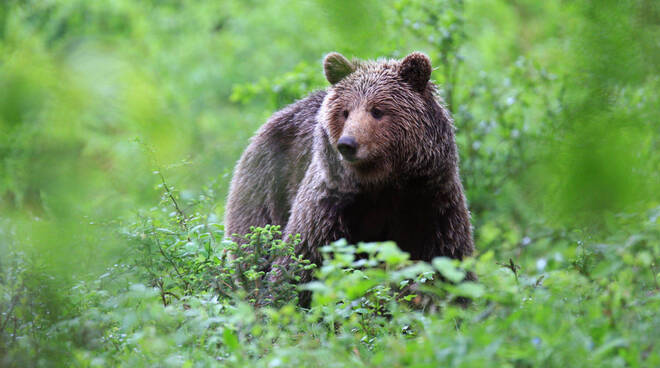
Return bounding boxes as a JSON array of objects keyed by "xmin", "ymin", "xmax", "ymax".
[
  {"xmin": 342, "ymin": 110, "xmax": 349, "ymax": 119},
  {"xmin": 371, "ymin": 107, "xmax": 384, "ymax": 119}
]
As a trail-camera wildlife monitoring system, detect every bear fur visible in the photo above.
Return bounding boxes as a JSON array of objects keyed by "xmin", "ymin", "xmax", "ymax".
[{"xmin": 225, "ymin": 52, "xmax": 474, "ymax": 284}]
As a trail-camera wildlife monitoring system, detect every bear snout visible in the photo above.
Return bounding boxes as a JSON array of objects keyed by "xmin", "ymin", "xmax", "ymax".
[{"xmin": 337, "ymin": 136, "xmax": 359, "ymax": 161}]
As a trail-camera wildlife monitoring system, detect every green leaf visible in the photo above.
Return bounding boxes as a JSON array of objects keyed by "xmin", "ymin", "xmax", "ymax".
[
  {"xmin": 452, "ymin": 282, "xmax": 485, "ymax": 298},
  {"xmin": 223, "ymin": 328, "xmax": 239, "ymax": 352},
  {"xmin": 432, "ymin": 257, "xmax": 466, "ymax": 283},
  {"xmin": 376, "ymin": 242, "xmax": 409, "ymax": 265}
]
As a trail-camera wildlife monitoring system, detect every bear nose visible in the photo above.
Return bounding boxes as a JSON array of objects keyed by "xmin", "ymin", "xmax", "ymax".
[{"xmin": 337, "ymin": 136, "xmax": 358, "ymax": 160}]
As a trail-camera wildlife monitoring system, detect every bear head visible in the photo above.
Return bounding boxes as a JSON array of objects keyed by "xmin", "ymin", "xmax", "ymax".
[{"xmin": 318, "ymin": 51, "xmax": 450, "ymax": 186}]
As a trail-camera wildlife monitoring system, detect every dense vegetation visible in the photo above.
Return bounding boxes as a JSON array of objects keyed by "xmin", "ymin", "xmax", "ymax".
[{"xmin": 1, "ymin": 0, "xmax": 659, "ymax": 366}]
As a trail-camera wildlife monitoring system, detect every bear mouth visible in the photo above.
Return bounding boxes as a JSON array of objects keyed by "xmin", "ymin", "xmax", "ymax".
[{"xmin": 345, "ymin": 158, "xmax": 380, "ymax": 175}]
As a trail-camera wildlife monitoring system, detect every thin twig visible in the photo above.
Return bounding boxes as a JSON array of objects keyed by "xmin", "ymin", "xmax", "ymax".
[
  {"xmin": 157, "ymin": 170, "xmax": 188, "ymax": 232},
  {"xmin": 157, "ymin": 239, "xmax": 190, "ymax": 292},
  {"xmin": 0, "ymin": 294, "xmax": 19, "ymax": 334},
  {"xmin": 497, "ymin": 258, "xmax": 520, "ymax": 283}
]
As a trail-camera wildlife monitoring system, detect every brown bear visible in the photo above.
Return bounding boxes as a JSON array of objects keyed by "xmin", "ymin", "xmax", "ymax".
[{"xmin": 225, "ymin": 52, "xmax": 474, "ymax": 286}]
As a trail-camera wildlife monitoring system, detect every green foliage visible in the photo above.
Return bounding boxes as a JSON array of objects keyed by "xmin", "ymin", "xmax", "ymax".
[
  {"xmin": 127, "ymin": 173, "xmax": 313, "ymax": 308},
  {"xmin": 231, "ymin": 62, "xmax": 326, "ymax": 111},
  {"xmin": 5, "ymin": 200, "xmax": 660, "ymax": 366},
  {"xmin": 1, "ymin": 0, "xmax": 660, "ymax": 366}
]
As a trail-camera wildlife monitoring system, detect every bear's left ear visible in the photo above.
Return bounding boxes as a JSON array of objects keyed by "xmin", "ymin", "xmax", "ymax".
[
  {"xmin": 324, "ymin": 52, "xmax": 355, "ymax": 85},
  {"xmin": 399, "ymin": 52, "xmax": 432, "ymax": 93}
]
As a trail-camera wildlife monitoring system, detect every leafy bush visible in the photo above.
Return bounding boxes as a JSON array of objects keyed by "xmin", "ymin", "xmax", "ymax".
[{"xmin": 5, "ymin": 198, "xmax": 659, "ymax": 366}]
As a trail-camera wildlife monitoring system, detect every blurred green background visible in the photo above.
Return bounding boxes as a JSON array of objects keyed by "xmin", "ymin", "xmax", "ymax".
[{"xmin": 1, "ymin": 0, "xmax": 659, "ymax": 366}]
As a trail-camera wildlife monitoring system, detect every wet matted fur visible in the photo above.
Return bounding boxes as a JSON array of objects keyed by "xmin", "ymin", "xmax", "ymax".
[{"xmin": 225, "ymin": 52, "xmax": 474, "ymax": 288}]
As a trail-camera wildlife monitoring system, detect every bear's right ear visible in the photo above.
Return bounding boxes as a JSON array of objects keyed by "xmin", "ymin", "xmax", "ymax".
[
  {"xmin": 324, "ymin": 52, "xmax": 355, "ymax": 85},
  {"xmin": 399, "ymin": 52, "xmax": 432, "ymax": 93}
]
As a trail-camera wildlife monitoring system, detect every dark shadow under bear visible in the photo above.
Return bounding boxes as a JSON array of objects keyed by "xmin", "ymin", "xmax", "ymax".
[{"xmin": 225, "ymin": 52, "xmax": 474, "ymax": 288}]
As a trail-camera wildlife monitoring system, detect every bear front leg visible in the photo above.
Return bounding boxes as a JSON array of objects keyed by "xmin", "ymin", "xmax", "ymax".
[
  {"xmin": 267, "ymin": 168, "xmax": 350, "ymax": 307},
  {"xmin": 431, "ymin": 182, "xmax": 474, "ymax": 262},
  {"xmin": 267, "ymin": 176, "xmax": 348, "ymax": 307},
  {"xmin": 271, "ymin": 184, "xmax": 347, "ymax": 280},
  {"xmin": 430, "ymin": 184, "xmax": 477, "ymax": 287}
]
